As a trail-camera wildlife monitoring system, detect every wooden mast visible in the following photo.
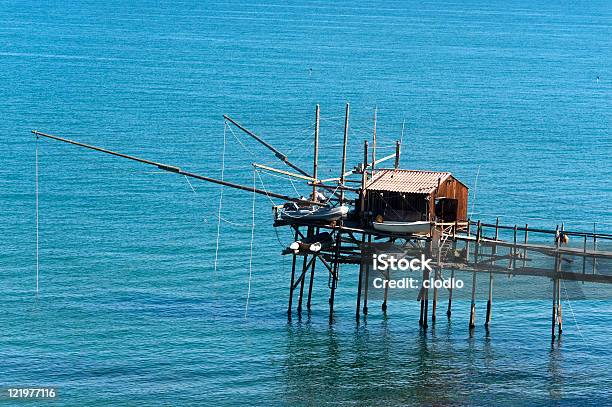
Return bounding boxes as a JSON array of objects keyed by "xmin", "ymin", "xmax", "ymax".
[
  {"xmin": 371, "ymin": 107, "xmax": 377, "ymax": 175},
  {"xmin": 312, "ymin": 104, "xmax": 320, "ymax": 202},
  {"xmin": 223, "ymin": 114, "xmax": 311, "ymax": 178},
  {"xmin": 339, "ymin": 103, "xmax": 350, "ymax": 203}
]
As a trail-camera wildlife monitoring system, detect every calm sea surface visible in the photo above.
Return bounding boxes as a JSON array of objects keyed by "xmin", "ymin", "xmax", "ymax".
[{"xmin": 1, "ymin": 1, "xmax": 611, "ymax": 405}]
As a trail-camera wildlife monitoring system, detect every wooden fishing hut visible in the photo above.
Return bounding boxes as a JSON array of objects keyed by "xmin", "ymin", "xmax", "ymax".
[{"xmin": 362, "ymin": 169, "xmax": 468, "ymax": 224}]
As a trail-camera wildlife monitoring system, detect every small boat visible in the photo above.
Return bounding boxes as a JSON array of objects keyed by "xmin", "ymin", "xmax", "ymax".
[
  {"xmin": 278, "ymin": 203, "xmax": 349, "ymax": 222},
  {"xmin": 372, "ymin": 220, "xmax": 431, "ymax": 235}
]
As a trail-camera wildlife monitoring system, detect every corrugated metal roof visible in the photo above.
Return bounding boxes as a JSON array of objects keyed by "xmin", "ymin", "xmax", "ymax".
[{"xmin": 365, "ymin": 169, "xmax": 452, "ymax": 194}]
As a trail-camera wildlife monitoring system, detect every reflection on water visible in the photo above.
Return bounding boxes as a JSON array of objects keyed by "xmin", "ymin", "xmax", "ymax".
[{"xmin": 282, "ymin": 298, "xmax": 610, "ymax": 405}]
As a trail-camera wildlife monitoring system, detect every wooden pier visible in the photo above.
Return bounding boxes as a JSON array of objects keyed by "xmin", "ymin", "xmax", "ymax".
[{"xmin": 31, "ymin": 103, "xmax": 611, "ymax": 342}]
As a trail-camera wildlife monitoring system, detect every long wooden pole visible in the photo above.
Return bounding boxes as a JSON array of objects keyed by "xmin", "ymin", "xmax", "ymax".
[
  {"xmin": 223, "ymin": 115, "xmax": 311, "ymax": 177},
  {"xmin": 312, "ymin": 105, "xmax": 320, "ymax": 201},
  {"xmin": 32, "ymin": 130, "xmax": 322, "ymax": 206},
  {"xmin": 371, "ymin": 107, "xmax": 377, "ymax": 175},
  {"xmin": 340, "ymin": 103, "xmax": 350, "ymax": 203},
  {"xmin": 394, "ymin": 140, "xmax": 401, "ymax": 170},
  {"xmin": 360, "ymin": 141, "xmax": 369, "ymax": 225}
]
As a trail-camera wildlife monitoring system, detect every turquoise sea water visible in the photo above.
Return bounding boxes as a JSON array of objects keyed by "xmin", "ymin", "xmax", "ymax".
[{"xmin": 1, "ymin": 1, "xmax": 611, "ymax": 405}]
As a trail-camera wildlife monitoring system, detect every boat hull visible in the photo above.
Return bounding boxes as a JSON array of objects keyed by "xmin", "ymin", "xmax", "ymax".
[
  {"xmin": 279, "ymin": 205, "xmax": 349, "ymax": 222},
  {"xmin": 372, "ymin": 221, "xmax": 431, "ymax": 235}
]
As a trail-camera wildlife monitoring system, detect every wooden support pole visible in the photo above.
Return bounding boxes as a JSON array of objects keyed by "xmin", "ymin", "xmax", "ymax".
[
  {"xmin": 469, "ymin": 270, "xmax": 477, "ymax": 329},
  {"xmin": 485, "ymin": 272, "xmax": 493, "ymax": 327},
  {"xmin": 297, "ymin": 254, "xmax": 308, "ymax": 315},
  {"xmin": 306, "ymin": 257, "xmax": 316, "ymax": 311},
  {"xmin": 485, "ymin": 217, "xmax": 498, "ymax": 326},
  {"xmin": 582, "ymin": 235, "xmax": 587, "ymax": 275},
  {"xmin": 297, "ymin": 226, "xmax": 313, "ymax": 314},
  {"xmin": 512, "ymin": 224, "xmax": 518, "ymax": 269},
  {"xmin": 312, "ymin": 104, "xmax": 320, "ymax": 201},
  {"xmin": 288, "ymin": 227, "xmax": 299, "ymax": 320},
  {"xmin": 306, "ymin": 227, "xmax": 319, "ymax": 311},
  {"xmin": 423, "ymin": 271, "xmax": 429, "ymax": 329},
  {"xmin": 432, "ymin": 241, "xmax": 441, "ymax": 323},
  {"xmin": 329, "ymin": 230, "xmax": 341, "ymax": 322},
  {"xmin": 522, "ymin": 223, "xmax": 529, "ymax": 269},
  {"xmin": 557, "ymin": 224, "xmax": 564, "ymax": 335},
  {"xmin": 394, "ymin": 140, "xmax": 401, "ymax": 170},
  {"xmin": 469, "ymin": 221, "xmax": 480, "ymax": 329},
  {"xmin": 356, "ymin": 233, "xmax": 366, "ymax": 321},
  {"xmin": 557, "ymin": 278, "xmax": 563, "ymax": 335},
  {"xmin": 422, "ymin": 239, "xmax": 431, "ymax": 328},
  {"xmin": 447, "ymin": 269, "xmax": 454, "ymax": 319},
  {"xmin": 551, "ymin": 275, "xmax": 557, "ymax": 342},
  {"xmin": 340, "ymin": 103, "xmax": 350, "ymax": 203},
  {"xmin": 465, "ymin": 219, "xmax": 471, "ymax": 262},
  {"xmin": 382, "ymin": 271, "xmax": 389, "ymax": 313},
  {"xmin": 593, "ymin": 223, "xmax": 597, "ymax": 274},
  {"xmin": 363, "ymin": 234, "xmax": 371, "ymax": 315},
  {"xmin": 419, "ymin": 291, "xmax": 425, "ymax": 326}
]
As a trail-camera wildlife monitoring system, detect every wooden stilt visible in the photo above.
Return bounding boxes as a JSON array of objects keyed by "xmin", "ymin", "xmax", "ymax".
[
  {"xmin": 423, "ymin": 275, "xmax": 429, "ymax": 329},
  {"xmin": 557, "ymin": 224, "xmax": 564, "ymax": 335},
  {"xmin": 422, "ymin": 239, "xmax": 431, "ymax": 328},
  {"xmin": 363, "ymin": 234, "xmax": 371, "ymax": 315},
  {"xmin": 431, "ymin": 269, "xmax": 438, "ymax": 323},
  {"xmin": 419, "ymin": 293, "xmax": 425, "ymax": 326},
  {"xmin": 306, "ymin": 227, "xmax": 319, "ymax": 310},
  {"xmin": 465, "ymin": 220, "xmax": 471, "ymax": 262},
  {"xmin": 329, "ymin": 231, "xmax": 341, "ymax": 322},
  {"xmin": 469, "ymin": 221, "xmax": 480, "ymax": 329},
  {"xmin": 551, "ymin": 276, "xmax": 557, "ymax": 342},
  {"xmin": 447, "ymin": 269, "xmax": 454, "ymax": 318},
  {"xmin": 512, "ymin": 224, "xmax": 518, "ymax": 269},
  {"xmin": 432, "ymin": 242, "xmax": 441, "ymax": 323},
  {"xmin": 297, "ymin": 226, "xmax": 313, "ymax": 314},
  {"xmin": 469, "ymin": 271, "xmax": 477, "ymax": 329},
  {"xmin": 288, "ymin": 227, "xmax": 299, "ymax": 320},
  {"xmin": 356, "ymin": 233, "xmax": 365, "ymax": 321},
  {"xmin": 485, "ymin": 272, "xmax": 493, "ymax": 327},
  {"xmin": 557, "ymin": 278, "xmax": 563, "ymax": 335},
  {"xmin": 486, "ymin": 218, "xmax": 498, "ymax": 326},
  {"xmin": 382, "ymin": 273, "xmax": 388, "ymax": 313},
  {"xmin": 522, "ymin": 223, "xmax": 529, "ymax": 268},
  {"xmin": 297, "ymin": 253, "xmax": 308, "ymax": 315},
  {"xmin": 582, "ymin": 235, "xmax": 587, "ymax": 276}
]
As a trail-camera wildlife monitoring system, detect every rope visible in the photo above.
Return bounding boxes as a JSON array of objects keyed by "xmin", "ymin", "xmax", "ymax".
[
  {"xmin": 183, "ymin": 175, "xmax": 252, "ymax": 227},
  {"xmin": 213, "ymin": 122, "xmax": 228, "ymax": 273},
  {"xmin": 469, "ymin": 165, "xmax": 481, "ymax": 218},
  {"xmin": 560, "ymin": 279, "xmax": 588, "ymax": 345},
  {"xmin": 35, "ymin": 136, "xmax": 39, "ymax": 296},
  {"xmin": 226, "ymin": 123, "xmax": 257, "ymax": 158},
  {"xmin": 245, "ymin": 169, "xmax": 256, "ymax": 318}
]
